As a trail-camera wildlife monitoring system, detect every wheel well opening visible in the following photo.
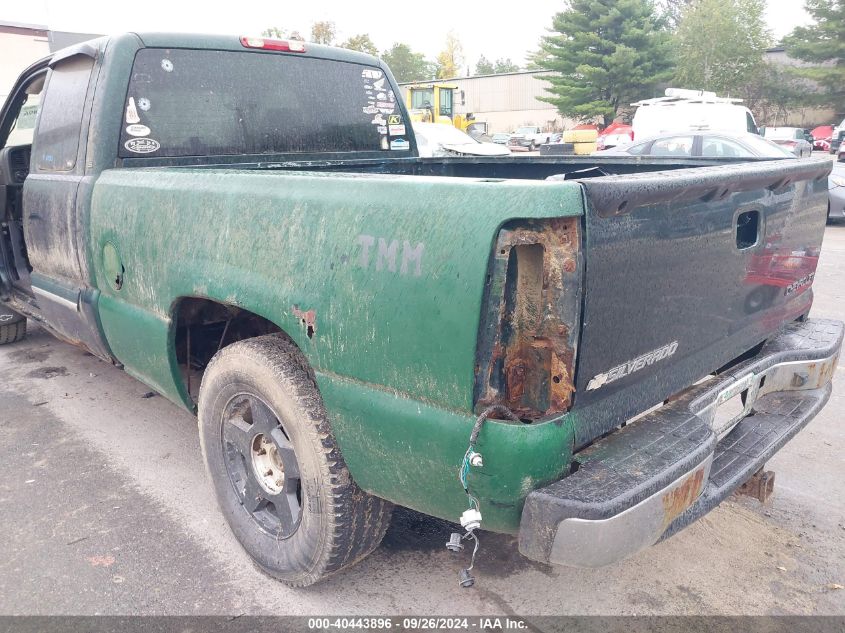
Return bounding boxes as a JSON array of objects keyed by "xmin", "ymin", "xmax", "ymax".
[{"xmin": 174, "ymin": 297, "xmax": 282, "ymax": 403}]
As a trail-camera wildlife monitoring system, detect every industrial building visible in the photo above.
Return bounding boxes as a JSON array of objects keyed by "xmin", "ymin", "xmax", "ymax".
[{"xmin": 0, "ymin": 21, "xmax": 100, "ymax": 102}]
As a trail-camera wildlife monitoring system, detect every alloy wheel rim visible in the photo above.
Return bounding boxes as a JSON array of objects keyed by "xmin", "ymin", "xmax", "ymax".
[{"xmin": 221, "ymin": 394, "xmax": 302, "ymax": 538}]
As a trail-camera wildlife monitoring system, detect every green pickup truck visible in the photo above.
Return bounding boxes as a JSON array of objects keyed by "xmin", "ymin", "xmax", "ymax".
[{"xmin": 0, "ymin": 33, "xmax": 840, "ymax": 587}]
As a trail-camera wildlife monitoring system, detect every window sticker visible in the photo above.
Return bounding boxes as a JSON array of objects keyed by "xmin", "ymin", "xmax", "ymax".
[
  {"xmin": 160, "ymin": 59, "xmax": 174, "ymax": 72},
  {"xmin": 388, "ymin": 124, "xmax": 405, "ymax": 136},
  {"xmin": 124, "ymin": 138, "xmax": 160, "ymax": 153},
  {"xmin": 390, "ymin": 138, "xmax": 409, "ymax": 150},
  {"xmin": 125, "ymin": 124, "xmax": 151, "ymax": 137},
  {"xmin": 137, "ymin": 97, "xmax": 151, "ymax": 111},
  {"xmin": 125, "ymin": 97, "xmax": 140, "ymax": 124}
]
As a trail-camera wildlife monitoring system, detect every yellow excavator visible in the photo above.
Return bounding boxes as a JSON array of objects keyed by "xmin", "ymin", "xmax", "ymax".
[{"xmin": 404, "ymin": 84, "xmax": 487, "ymax": 137}]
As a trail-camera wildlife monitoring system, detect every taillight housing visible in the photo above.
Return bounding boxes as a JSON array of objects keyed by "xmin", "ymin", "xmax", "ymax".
[
  {"xmin": 473, "ymin": 218, "xmax": 582, "ymax": 420},
  {"xmin": 240, "ymin": 36, "xmax": 306, "ymax": 52}
]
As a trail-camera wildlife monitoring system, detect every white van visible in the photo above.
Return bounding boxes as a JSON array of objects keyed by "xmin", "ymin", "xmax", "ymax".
[{"xmin": 631, "ymin": 88, "xmax": 759, "ymax": 141}]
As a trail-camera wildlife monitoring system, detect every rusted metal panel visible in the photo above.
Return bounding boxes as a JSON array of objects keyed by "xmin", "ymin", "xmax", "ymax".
[
  {"xmin": 660, "ymin": 465, "xmax": 707, "ymax": 531},
  {"xmin": 475, "ymin": 216, "xmax": 582, "ymax": 420},
  {"xmin": 737, "ymin": 467, "xmax": 775, "ymax": 503}
]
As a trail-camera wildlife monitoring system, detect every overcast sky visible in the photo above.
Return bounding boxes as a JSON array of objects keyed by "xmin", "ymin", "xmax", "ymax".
[{"xmin": 4, "ymin": 0, "xmax": 811, "ymax": 69}]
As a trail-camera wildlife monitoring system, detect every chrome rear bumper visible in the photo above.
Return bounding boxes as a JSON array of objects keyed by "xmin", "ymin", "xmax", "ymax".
[{"xmin": 518, "ymin": 318, "xmax": 842, "ymax": 567}]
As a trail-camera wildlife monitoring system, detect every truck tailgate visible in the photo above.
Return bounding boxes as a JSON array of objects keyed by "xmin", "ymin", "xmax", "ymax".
[{"xmin": 568, "ymin": 158, "xmax": 832, "ymax": 446}]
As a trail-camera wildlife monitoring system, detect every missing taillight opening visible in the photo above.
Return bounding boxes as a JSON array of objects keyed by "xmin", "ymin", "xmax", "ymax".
[{"xmin": 473, "ymin": 217, "xmax": 582, "ymax": 420}]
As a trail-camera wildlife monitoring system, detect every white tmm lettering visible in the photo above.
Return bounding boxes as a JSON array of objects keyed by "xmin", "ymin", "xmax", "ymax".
[{"xmin": 357, "ymin": 234, "xmax": 425, "ymax": 277}]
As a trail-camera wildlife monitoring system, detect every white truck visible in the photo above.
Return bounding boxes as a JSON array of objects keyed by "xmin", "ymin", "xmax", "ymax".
[
  {"xmin": 508, "ymin": 125, "xmax": 554, "ymax": 151},
  {"xmin": 631, "ymin": 88, "xmax": 760, "ymax": 141}
]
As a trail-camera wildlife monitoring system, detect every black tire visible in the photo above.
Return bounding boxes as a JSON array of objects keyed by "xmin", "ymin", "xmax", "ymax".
[
  {"xmin": 528, "ymin": 142, "xmax": 536, "ymax": 151},
  {"xmin": 198, "ymin": 334, "xmax": 393, "ymax": 586},
  {"xmin": 0, "ymin": 309, "xmax": 26, "ymax": 345}
]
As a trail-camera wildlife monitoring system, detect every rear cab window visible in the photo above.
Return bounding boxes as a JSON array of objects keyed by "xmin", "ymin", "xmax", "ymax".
[{"xmin": 119, "ymin": 48, "xmax": 410, "ymax": 159}]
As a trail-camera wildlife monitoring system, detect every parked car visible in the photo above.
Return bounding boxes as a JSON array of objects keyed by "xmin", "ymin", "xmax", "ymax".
[
  {"xmin": 597, "ymin": 124, "xmax": 634, "ymax": 150},
  {"xmin": 812, "ymin": 125, "xmax": 833, "ymax": 152},
  {"xmin": 763, "ymin": 127, "xmax": 813, "ymax": 157},
  {"xmin": 0, "ymin": 33, "xmax": 839, "ymax": 589},
  {"xmin": 413, "ymin": 122, "xmax": 511, "ymax": 157},
  {"xmin": 594, "ymin": 131, "xmax": 795, "ymax": 159},
  {"xmin": 631, "ymin": 88, "xmax": 760, "ymax": 140},
  {"xmin": 508, "ymin": 126, "xmax": 554, "ymax": 151},
  {"xmin": 828, "ymin": 162, "xmax": 845, "ymax": 222},
  {"xmin": 831, "ymin": 117, "xmax": 845, "ymax": 154},
  {"xmin": 491, "ymin": 132, "xmax": 510, "ymax": 145}
]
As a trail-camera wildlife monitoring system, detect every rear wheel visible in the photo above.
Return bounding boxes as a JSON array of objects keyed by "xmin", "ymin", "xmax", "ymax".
[
  {"xmin": 198, "ymin": 334, "xmax": 393, "ymax": 586},
  {"xmin": 0, "ymin": 308, "xmax": 26, "ymax": 345}
]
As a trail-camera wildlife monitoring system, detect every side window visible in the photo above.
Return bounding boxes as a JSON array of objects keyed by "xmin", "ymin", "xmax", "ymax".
[
  {"xmin": 625, "ymin": 142, "xmax": 648, "ymax": 155},
  {"xmin": 746, "ymin": 112, "xmax": 758, "ymax": 135},
  {"xmin": 6, "ymin": 94, "xmax": 42, "ymax": 147},
  {"xmin": 650, "ymin": 136, "xmax": 694, "ymax": 157},
  {"xmin": 411, "ymin": 89, "xmax": 434, "ymax": 110},
  {"xmin": 34, "ymin": 56, "xmax": 94, "ymax": 171},
  {"xmin": 439, "ymin": 89, "xmax": 453, "ymax": 118},
  {"xmin": 701, "ymin": 136, "xmax": 747, "ymax": 158}
]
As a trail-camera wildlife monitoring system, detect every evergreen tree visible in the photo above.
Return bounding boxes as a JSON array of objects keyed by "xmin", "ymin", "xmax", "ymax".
[
  {"xmin": 783, "ymin": 0, "xmax": 845, "ymax": 107},
  {"xmin": 537, "ymin": 0, "xmax": 673, "ymax": 126}
]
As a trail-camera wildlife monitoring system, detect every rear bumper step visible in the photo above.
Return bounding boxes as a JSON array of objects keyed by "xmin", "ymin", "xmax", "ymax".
[{"xmin": 518, "ymin": 318, "xmax": 842, "ymax": 567}]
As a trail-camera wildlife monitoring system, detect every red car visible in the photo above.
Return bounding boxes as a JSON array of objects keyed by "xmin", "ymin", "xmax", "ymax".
[
  {"xmin": 596, "ymin": 123, "xmax": 633, "ymax": 151},
  {"xmin": 811, "ymin": 125, "xmax": 833, "ymax": 152}
]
